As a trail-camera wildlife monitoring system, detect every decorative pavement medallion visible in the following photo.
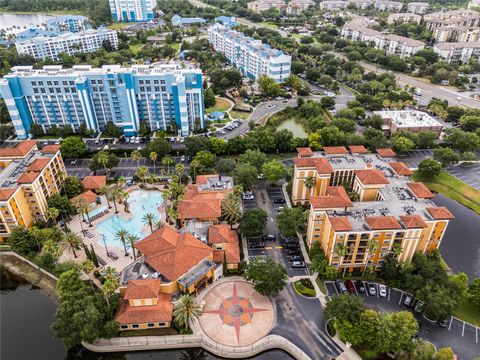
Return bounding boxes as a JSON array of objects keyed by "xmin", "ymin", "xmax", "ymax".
[
  {"xmin": 204, "ymin": 284, "xmax": 267, "ymax": 343},
  {"xmin": 198, "ymin": 281, "xmax": 275, "ymax": 346}
]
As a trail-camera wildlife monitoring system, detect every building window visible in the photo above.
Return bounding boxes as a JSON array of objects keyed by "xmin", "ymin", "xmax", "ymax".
[
  {"xmin": 158, "ymin": 322, "xmax": 166, "ymax": 326},
  {"xmin": 132, "ymin": 324, "xmax": 139, "ymax": 329},
  {"xmin": 348, "ymin": 234, "xmax": 356, "ymax": 240},
  {"xmin": 147, "ymin": 323, "xmax": 155, "ymax": 328},
  {"xmin": 120, "ymin": 325, "xmax": 128, "ymax": 329}
]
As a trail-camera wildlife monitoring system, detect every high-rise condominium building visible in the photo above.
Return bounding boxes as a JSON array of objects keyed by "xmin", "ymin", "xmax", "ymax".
[
  {"xmin": 109, "ymin": 0, "xmax": 156, "ymax": 22},
  {"xmin": 0, "ymin": 63, "xmax": 204, "ymax": 139}
]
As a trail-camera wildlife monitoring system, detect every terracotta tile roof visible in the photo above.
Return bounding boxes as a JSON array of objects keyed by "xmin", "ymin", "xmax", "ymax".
[
  {"xmin": 41, "ymin": 145, "xmax": 60, "ymax": 154},
  {"xmin": 195, "ymin": 174, "xmax": 219, "ymax": 185},
  {"xmin": 16, "ymin": 172, "xmax": 40, "ymax": 183},
  {"xmin": 70, "ymin": 190, "xmax": 98, "ymax": 206},
  {"xmin": 0, "ymin": 188, "xmax": 16, "ymax": 201},
  {"xmin": 376, "ymin": 148, "xmax": 396, "ymax": 158},
  {"xmin": 328, "ymin": 216, "xmax": 353, "ymax": 231},
  {"xmin": 354, "ymin": 169, "xmax": 389, "ymax": 185},
  {"xmin": 293, "ymin": 157, "xmax": 333, "ymax": 174},
  {"xmin": 323, "ymin": 146, "xmax": 349, "ymax": 155},
  {"xmin": 178, "ymin": 185, "xmax": 229, "ymax": 220},
  {"xmin": 407, "ymin": 182, "xmax": 435, "ymax": 199},
  {"xmin": 310, "ymin": 186, "xmax": 353, "ymax": 209},
  {"xmin": 134, "ymin": 225, "xmax": 213, "ymax": 282},
  {"xmin": 209, "ymin": 224, "xmax": 240, "ymax": 264},
  {"xmin": 115, "ymin": 292, "xmax": 172, "ymax": 325},
  {"xmin": 0, "ymin": 140, "xmax": 37, "ymax": 158},
  {"xmin": 26, "ymin": 158, "xmax": 50, "ymax": 172},
  {"xmin": 389, "ymin": 162, "xmax": 413, "ymax": 176},
  {"xmin": 82, "ymin": 176, "xmax": 107, "ymax": 191},
  {"xmin": 365, "ymin": 216, "xmax": 402, "ymax": 230},
  {"xmin": 213, "ymin": 250, "xmax": 225, "ymax": 263},
  {"xmin": 296, "ymin": 147, "xmax": 313, "ymax": 157},
  {"xmin": 348, "ymin": 145, "xmax": 369, "ymax": 154},
  {"xmin": 124, "ymin": 279, "xmax": 161, "ymax": 300},
  {"xmin": 426, "ymin": 207, "xmax": 455, "ymax": 220},
  {"xmin": 400, "ymin": 215, "xmax": 427, "ymax": 229}
]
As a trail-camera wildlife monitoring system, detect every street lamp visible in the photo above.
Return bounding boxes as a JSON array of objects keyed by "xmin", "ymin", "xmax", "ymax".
[
  {"xmin": 101, "ymin": 234, "xmax": 109, "ymax": 256},
  {"xmin": 79, "ymin": 216, "xmax": 85, "ymax": 237}
]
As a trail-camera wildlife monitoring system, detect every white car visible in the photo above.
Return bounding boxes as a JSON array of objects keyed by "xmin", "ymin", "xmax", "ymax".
[
  {"xmin": 379, "ymin": 284, "xmax": 387, "ymax": 297},
  {"xmin": 242, "ymin": 192, "xmax": 255, "ymax": 200},
  {"xmin": 257, "ymin": 173, "xmax": 265, "ymax": 179}
]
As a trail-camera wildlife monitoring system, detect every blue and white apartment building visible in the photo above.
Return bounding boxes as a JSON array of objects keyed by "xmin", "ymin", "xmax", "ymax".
[
  {"xmin": 0, "ymin": 63, "xmax": 204, "ymax": 139},
  {"xmin": 16, "ymin": 15, "xmax": 92, "ymax": 42},
  {"xmin": 109, "ymin": 0, "xmax": 155, "ymax": 22},
  {"xmin": 208, "ymin": 24, "xmax": 291, "ymax": 83}
]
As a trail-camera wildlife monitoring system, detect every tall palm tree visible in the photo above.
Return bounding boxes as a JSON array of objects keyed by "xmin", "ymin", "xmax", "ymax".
[
  {"xmin": 136, "ymin": 166, "xmax": 149, "ymax": 186},
  {"xmin": 131, "ymin": 150, "xmax": 142, "ymax": 165},
  {"xmin": 162, "ymin": 156, "xmax": 174, "ymax": 174},
  {"xmin": 110, "ymin": 187, "xmax": 120, "ymax": 213},
  {"xmin": 102, "ymin": 277, "xmax": 118, "ymax": 309},
  {"xmin": 99, "ymin": 185, "xmax": 112, "ymax": 209},
  {"xmin": 304, "ymin": 176, "xmax": 316, "ymax": 196},
  {"xmin": 127, "ymin": 234, "xmax": 140, "ymax": 260},
  {"xmin": 334, "ymin": 243, "xmax": 349, "ymax": 277},
  {"xmin": 77, "ymin": 198, "xmax": 92, "ymax": 227},
  {"xmin": 149, "ymin": 151, "xmax": 158, "ymax": 173},
  {"xmin": 63, "ymin": 232, "xmax": 82, "ymax": 258},
  {"xmin": 175, "ymin": 163, "xmax": 185, "ymax": 177},
  {"xmin": 221, "ymin": 193, "xmax": 242, "ymax": 229},
  {"xmin": 155, "ymin": 219, "xmax": 164, "ymax": 230},
  {"xmin": 143, "ymin": 213, "xmax": 156, "ymax": 233},
  {"xmin": 48, "ymin": 207, "xmax": 60, "ymax": 226},
  {"xmin": 96, "ymin": 151, "xmax": 110, "ymax": 176},
  {"xmin": 148, "ymin": 172, "xmax": 158, "ymax": 186},
  {"xmin": 363, "ymin": 239, "xmax": 378, "ymax": 277},
  {"xmin": 390, "ymin": 243, "xmax": 403, "ymax": 259},
  {"xmin": 122, "ymin": 191, "xmax": 130, "ymax": 212},
  {"xmin": 43, "ymin": 239, "xmax": 63, "ymax": 261},
  {"xmin": 173, "ymin": 293, "xmax": 203, "ymax": 333},
  {"xmin": 117, "ymin": 176, "xmax": 127, "ymax": 188},
  {"xmin": 116, "ymin": 229, "xmax": 130, "ymax": 256},
  {"xmin": 80, "ymin": 259, "xmax": 95, "ymax": 288}
]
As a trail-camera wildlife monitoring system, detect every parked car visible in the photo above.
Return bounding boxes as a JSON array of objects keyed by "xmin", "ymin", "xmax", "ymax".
[
  {"xmin": 346, "ymin": 280, "xmax": 355, "ymax": 293},
  {"xmin": 289, "ymin": 255, "xmax": 303, "ymax": 262},
  {"xmin": 249, "ymin": 242, "xmax": 265, "ymax": 249},
  {"xmin": 336, "ymin": 280, "xmax": 348, "ymax": 293},
  {"xmin": 286, "ymin": 242, "xmax": 300, "ymax": 249},
  {"xmin": 282, "ymin": 237, "xmax": 297, "ymax": 244},
  {"xmin": 242, "ymin": 192, "xmax": 255, "ymax": 200},
  {"xmin": 414, "ymin": 301, "xmax": 425, "ymax": 313},
  {"xmin": 273, "ymin": 198, "xmax": 286, "ymax": 204},
  {"xmin": 403, "ymin": 294, "xmax": 414, "ymax": 307},
  {"xmin": 257, "ymin": 173, "xmax": 264, "ymax": 179},
  {"xmin": 291, "ymin": 261, "xmax": 306, "ymax": 269},
  {"xmin": 288, "ymin": 249, "xmax": 301, "ymax": 256},
  {"xmin": 438, "ymin": 319, "xmax": 448, "ymax": 328},
  {"xmin": 355, "ymin": 280, "xmax": 365, "ymax": 293},
  {"xmin": 368, "ymin": 283, "xmax": 377, "ymax": 296},
  {"xmin": 263, "ymin": 234, "xmax": 276, "ymax": 241},
  {"xmin": 379, "ymin": 284, "xmax": 387, "ymax": 298}
]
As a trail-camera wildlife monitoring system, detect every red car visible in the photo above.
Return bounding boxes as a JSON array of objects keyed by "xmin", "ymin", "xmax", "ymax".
[{"xmin": 346, "ymin": 280, "xmax": 356, "ymax": 293}]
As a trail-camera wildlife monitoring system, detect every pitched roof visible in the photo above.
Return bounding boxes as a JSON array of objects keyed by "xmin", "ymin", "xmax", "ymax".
[
  {"xmin": 124, "ymin": 279, "xmax": 161, "ymax": 300},
  {"xmin": 400, "ymin": 215, "xmax": 428, "ymax": 229},
  {"xmin": 296, "ymin": 147, "xmax": 313, "ymax": 157},
  {"xmin": 376, "ymin": 148, "xmax": 396, "ymax": 158},
  {"xmin": 407, "ymin": 182, "xmax": 435, "ymax": 199},
  {"xmin": 177, "ymin": 185, "xmax": 228, "ymax": 220},
  {"xmin": 323, "ymin": 146, "xmax": 349, "ymax": 155},
  {"xmin": 354, "ymin": 169, "xmax": 389, "ymax": 185},
  {"xmin": 195, "ymin": 174, "xmax": 219, "ymax": 185},
  {"xmin": 26, "ymin": 158, "xmax": 50, "ymax": 172},
  {"xmin": 310, "ymin": 186, "xmax": 353, "ymax": 209},
  {"xmin": 115, "ymin": 292, "xmax": 172, "ymax": 325},
  {"xmin": 426, "ymin": 207, "xmax": 455, "ymax": 220},
  {"xmin": 82, "ymin": 175, "xmax": 107, "ymax": 191},
  {"xmin": 348, "ymin": 145, "xmax": 369, "ymax": 154},
  {"xmin": 0, "ymin": 188, "xmax": 16, "ymax": 201},
  {"xmin": 293, "ymin": 157, "xmax": 333, "ymax": 174},
  {"xmin": 134, "ymin": 225, "xmax": 213, "ymax": 282},
  {"xmin": 70, "ymin": 190, "xmax": 98, "ymax": 206},
  {"xmin": 365, "ymin": 216, "xmax": 402, "ymax": 230},
  {"xmin": 389, "ymin": 162, "xmax": 413, "ymax": 176},
  {"xmin": 16, "ymin": 172, "xmax": 40, "ymax": 183},
  {"xmin": 209, "ymin": 224, "xmax": 240, "ymax": 264},
  {"xmin": 328, "ymin": 216, "xmax": 353, "ymax": 231},
  {"xmin": 0, "ymin": 140, "xmax": 37, "ymax": 158},
  {"xmin": 41, "ymin": 144, "xmax": 60, "ymax": 154}
]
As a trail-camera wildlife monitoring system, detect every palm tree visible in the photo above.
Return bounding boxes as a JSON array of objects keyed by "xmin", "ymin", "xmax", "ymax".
[
  {"xmin": 390, "ymin": 243, "xmax": 403, "ymax": 259},
  {"xmin": 99, "ymin": 185, "xmax": 112, "ymax": 209},
  {"xmin": 363, "ymin": 239, "xmax": 378, "ymax": 277},
  {"xmin": 167, "ymin": 206, "xmax": 179, "ymax": 225},
  {"xmin": 148, "ymin": 172, "xmax": 158, "ymax": 186},
  {"xmin": 135, "ymin": 166, "xmax": 149, "ymax": 186},
  {"xmin": 190, "ymin": 159, "xmax": 202, "ymax": 181},
  {"xmin": 162, "ymin": 156, "xmax": 174, "ymax": 174},
  {"xmin": 143, "ymin": 213, "xmax": 156, "ymax": 233},
  {"xmin": 173, "ymin": 293, "xmax": 203, "ymax": 333},
  {"xmin": 127, "ymin": 234, "xmax": 140, "ymax": 260},
  {"xmin": 80, "ymin": 259, "xmax": 95, "ymax": 288},
  {"xmin": 96, "ymin": 151, "xmax": 110, "ymax": 176},
  {"xmin": 117, "ymin": 176, "xmax": 127, "ymax": 188},
  {"xmin": 304, "ymin": 176, "xmax": 316, "ymax": 196},
  {"xmin": 122, "ymin": 191, "xmax": 130, "ymax": 212},
  {"xmin": 116, "ymin": 229, "xmax": 130, "ymax": 256},
  {"xmin": 155, "ymin": 219, "xmax": 164, "ymax": 230},
  {"xmin": 221, "ymin": 193, "xmax": 242, "ymax": 229},
  {"xmin": 43, "ymin": 239, "xmax": 63, "ymax": 261},
  {"xmin": 334, "ymin": 243, "xmax": 349, "ymax": 277},
  {"xmin": 48, "ymin": 207, "xmax": 60, "ymax": 226},
  {"xmin": 77, "ymin": 198, "xmax": 92, "ymax": 227},
  {"xmin": 110, "ymin": 187, "xmax": 120, "ymax": 213},
  {"xmin": 175, "ymin": 163, "xmax": 185, "ymax": 177},
  {"xmin": 63, "ymin": 232, "xmax": 82, "ymax": 258},
  {"xmin": 149, "ymin": 151, "xmax": 158, "ymax": 173},
  {"xmin": 131, "ymin": 150, "xmax": 142, "ymax": 165},
  {"xmin": 102, "ymin": 277, "xmax": 118, "ymax": 309}
]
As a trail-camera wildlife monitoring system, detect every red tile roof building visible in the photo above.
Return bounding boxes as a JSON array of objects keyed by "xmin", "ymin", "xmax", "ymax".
[
  {"xmin": 82, "ymin": 176, "xmax": 107, "ymax": 191},
  {"xmin": 208, "ymin": 224, "xmax": 240, "ymax": 268}
]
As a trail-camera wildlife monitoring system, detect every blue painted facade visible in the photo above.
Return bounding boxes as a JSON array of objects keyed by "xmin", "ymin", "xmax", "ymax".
[
  {"xmin": 171, "ymin": 15, "xmax": 206, "ymax": 27},
  {"xmin": 0, "ymin": 64, "xmax": 204, "ymax": 138},
  {"xmin": 109, "ymin": 0, "xmax": 156, "ymax": 22}
]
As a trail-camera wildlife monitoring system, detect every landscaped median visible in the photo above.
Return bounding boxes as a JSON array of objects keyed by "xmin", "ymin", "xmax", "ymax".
[
  {"xmin": 293, "ymin": 279, "xmax": 317, "ymax": 297},
  {"xmin": 412, "ymin": 170, "xmax": 480, "ymax": 215}
]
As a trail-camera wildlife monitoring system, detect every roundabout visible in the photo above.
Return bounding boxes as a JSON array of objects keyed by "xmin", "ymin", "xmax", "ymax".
[{"xmin": 198, "ymin": 280, "xmax": 275, "ymax": 346}]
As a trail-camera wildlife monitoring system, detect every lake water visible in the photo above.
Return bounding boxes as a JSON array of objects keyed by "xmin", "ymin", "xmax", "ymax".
[
  {"xmin": 0, "ymin": 268, "xmax": 292, "ymax": 360},
  {"xmin": 276, "ymin": 119, "xmax": 308, "ymax": 138},
  {"xmin": 0, "ymin": 13, "xmax": 54, "ymax": 33}
]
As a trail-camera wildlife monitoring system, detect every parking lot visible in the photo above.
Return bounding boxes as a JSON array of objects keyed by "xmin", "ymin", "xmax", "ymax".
[
  {"xmin": 244, "ymin": 182, "xmax": 309, "ymax": 277},
  {"xmin": 325, "ymin": 280, "xmax": 480, "ymax": 360}
]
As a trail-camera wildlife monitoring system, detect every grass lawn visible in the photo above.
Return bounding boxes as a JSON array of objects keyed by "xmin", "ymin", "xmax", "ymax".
[
  {"xmin": 261, "ymin": 22, "xmax": 278, "ymax": 29},
  {"xmin": 205, "ymin": 97, "xmax": 231, "ymax": 113},
  {"xmin": 266, "ymin": 152, "xmax": 297, "ymax": 161},
  {"xmin": 293, "ymin": 279, "xmax": 316, "ymax": 297},
  {"xmin": 356, "ymin": 348, "xmax": 382, "ymax": 360},
  {"xmin": 108, "ymin": 22, "xmax": 130, "ymax": 30},
  {"xmin": 315, "ymin": 276, "xmax": 328, "ymax": 296},
  {"xmin": 412, "ymin": 171, "xmax": 480, "ymax": 215},
  {"xmin": 454, "ymin": 296, "xmax": 480, "ymax": 327},
  {"xmin": 171, "ymin": 42, "xmax": 181, "ymax": 53},
  {"xmin": 128, "ymin": 43, "xmax": 143, "ymax": 55},
  {"xmin": 229, "ymin": 109, "xmax": 250, "ymax": 120}
]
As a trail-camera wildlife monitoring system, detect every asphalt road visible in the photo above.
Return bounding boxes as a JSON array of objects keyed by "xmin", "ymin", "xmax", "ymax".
[{"xmin": 325, "ymin": 281, "xmax": 480, "ymax": 360}]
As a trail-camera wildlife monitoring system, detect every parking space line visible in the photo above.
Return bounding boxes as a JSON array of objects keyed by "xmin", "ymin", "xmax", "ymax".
[
  {"xmin": 448, "ymin": 317, "xmax": 453, "ymax": 331},
  {"xmin": 476, "ymin": 327, "xmax": 478, "ymax": 343},
  {"xmin": 275, "ymin": 246, "xmax": 283, "ymax": 249},
  {"xmin": 387, "ymin": 288, "xmax": 391, "ymax": 301},
  {"xmin": 265, "ymin": 246, "xmax": 273, "ymax": 250},
  {"xmin": 398, "ymin": 291, "xmax": 403, "ymax": 305},
  {"xmin": 364, "ymin": 281, "xmax": 369, "ymax": 296},
  {"xmin": 462, "ymin": 322, "xmax": 465, "ymax": 337}
]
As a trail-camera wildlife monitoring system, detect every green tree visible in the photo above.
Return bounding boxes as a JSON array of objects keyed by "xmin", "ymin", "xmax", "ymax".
[
  {"xmin": 142, "ymin": 213, "xmax": 157, "ymax": 233},
  {"xmin": 435, "ymin": 348, "xmax": 455, "ymax": 360},
  {"xmin": 135, "ymin": 165, "xmax": 149, "ymax": 185},
  {"xmin": 131, "ymin": 149, "xmax": 142, "ymax": 164},
  {"xmin": 193, "ymin": 150, "xmax": 216, "ymax": 170},
  {"xmin": 233, "ymin": 163, "xmax": 259, "ymax": 190},
  {"xmin": 116, "ymin": 229, "xmax": 130, "ymax": 256},
  {"xmin": 60, "ymin": 136, "xmax": 86, "ymax": 158},
  {"xmin": 48, "ymin": 207, "xmax": 60, "ymax": 226},
  {"xmin": 63, "ymin": 232, "xmax": 82, "ymax": 258},
  {"xmin": 416, "ymin": 283, "xmax": 459, "ymax": 321},
  {"xmin": 417, "ymin": 158, "xmax": 443, "ymax": 178},
  {"xmin": 238, "ymin": 209, "xmax": 267, "ymax": 237},
  {"xmin": 215, "ymin": 158, "xmax": 236, "ymax": 177},
  {"xmin": 43, "ymin": 239, "xmax": 62, "ymax": 261},
  {"xmin": 433, "ymin": 147, "xmax": 460, "ymax": 167},
  {"xmin": 244, "ymin": 257, "xmax": 287, "ymax": 296},
  {"xmin": 262, "ymin": 160, "xmax": 287, "ymax": 183},
  {"xmin": 185, "ymin": 136, "xmax": 210, "ymax": 156},
  {"xmin": 173, "ymin": 294, "xmax": 203, "ymax": 333},
  {"xmin": 459, "ymin": 115, "xmax": 480, "ymax": 132},
  {"xmin": 127, "ymin": 234, "xmax": 140, "ymax": 260},
  {"xmin": 103, "ymin": 121, "xmax": 122, "ymax": 137},
  {"xmin": 204, "ymin": 87, "xmax": 216, "ymax": 108},
  {"xmin": 392, "ymin": 136, "xmax": 415, "ymax": 154},
  {"xmin": 321, "ymin": 96, "xmax": 336, "ymax": 109},
  {"xmin": 414, "ymin": 131, "xmax": 437, "ymax": 149},
  {"xmin": 377, "ymin": 311, "xmax": 418, "ymax": 354},
  {"xmin": 239, "ymin": 149, "xmax": 267, "ymax": 172},
  {"xmin": 47, "ymin": 194, "xmax": 76, "ymax": 219},
  {"xmin": 142, "ymin": 137, "xmax": 171, "ymax": 159},
  {"xmin": 62, "ymin": 176, "xmax": 84, "ymax": 199},
  {"xmin": 277, "ymin": 207, "xmax": 308, "ymax": 238},
  {"xmin": 325, "ymin": 293, "xmax": 365, "ymax": 323},
  {"xmin": 221, "ymin": 193, "xmax": 242, "ymax": 229},
  {"xmin": 99, "ymin": 185, "xmax": 112, "ymax": 209},
  {"xmin": 258, "ymin": 75, "xmax": 282, "ymax": 98},
  {"xmin": 445, "ymin": 128, "xmax": 480, "ymax": 152},
  {"xmin": 89, "ymin": 151, "xmax": 119, "ymax": 175},
  {"xmin": 210, "ymin": 137, "xmax": 227, "ymax": 155},
  {"xmin": 8, "ymin": 226, "xmax": 37, "ymax": 254},
  {"xmin": 467, "ymin": 278, "xmax": 480, "ymax": 307}
]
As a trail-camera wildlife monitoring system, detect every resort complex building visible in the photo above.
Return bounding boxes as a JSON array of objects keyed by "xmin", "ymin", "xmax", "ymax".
[
  {"xmin": 319, "ymin": 0, "xmax": 402, "ymax": 12},
  {"xmin": 109, "ymin": 0, "xmax": 156, "ymax": 22},
  {"xmin": 387, "ymin": 13, "xmax": 422, "ymax": 25},
  {"xmin": 0, "ymin": 63, "xmax": 204, "ymax": 139},
  {"xmin": 0, "ymin": 141, "xmax": 66, "ymax": 241},
  {"xmin": 433, "ymin": 41, "xmax": 480, "ymax": 63},
  {"xmin": 208, "ymin": 25, "xmax": 291, "ymax": 83},
  {"xmin": 373, "ymin": 110, "xmax": 444, "ymax": 137},
  {"xmin": 424, "ymin": 10, "xmax": 480, "ymax": 31},
  {"xmin": 171, "ymin": 15, "xmax": 206, "ymax": 27},
  {"xmin": 15, "ymin": 28, "xmax": 119, "ymax": 61},
  {"xmin": 15, "ymin": 15, "xmax": 92, "ymax": 42},
  {"xmin": 406, "ymin": 2, "xmax": 429, "ymax": 14},
  {"xmin": 292, "ymin": 147, "xmax": 454, "ymax": 272},
  {"xmin": 432, "ymin": 26, "xmax": 480, "ymax": 43},
  {"xmin": 247, "ymin": 0, "xmax": 314, "ymax": 14}
]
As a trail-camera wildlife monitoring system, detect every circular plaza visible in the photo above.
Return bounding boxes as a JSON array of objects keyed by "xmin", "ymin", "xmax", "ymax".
[{"xmin": 198, "ymin": 280, "xmax": 275, "ymax": 347}]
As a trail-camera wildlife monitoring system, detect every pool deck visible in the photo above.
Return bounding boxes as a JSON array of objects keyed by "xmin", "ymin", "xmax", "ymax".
[{"xmin": 62, "ymin": 186, "xmax": 167, "ymax": 272}]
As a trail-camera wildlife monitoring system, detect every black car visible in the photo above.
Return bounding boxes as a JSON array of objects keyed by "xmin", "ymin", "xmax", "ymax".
[
  {"xmin": 249, "ymin": 242, "xmax": 265, "ymax": 249},
  {"xmin": 355, "ymin": 280, "xmax": 366, "ymax": 293},
  {"xmin": 282, "ymin": 237, "xmax": 297, "ymax": 245},
  {"xmin": 287, "ymin": 249, "xmax": 301, "ymax": 256},
  {"xmin": 273, "ymin": 198, "xmax": 286, "ymax": 204},
  {"xmin": 289, "ymin": 255, "xmax": 303, "ymax": 262},
  {"xmin": 286, "ymin": 242, "xmax": 300, "ymax": 249},
  {"xmin": 263, "ymin": 234, "xmax": 276, "ymax": 241}
]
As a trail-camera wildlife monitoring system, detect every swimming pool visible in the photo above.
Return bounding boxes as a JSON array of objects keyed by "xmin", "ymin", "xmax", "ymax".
[{"xmin": 95, "ymin": 190, "xmax": 164, "ymax": 247}]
